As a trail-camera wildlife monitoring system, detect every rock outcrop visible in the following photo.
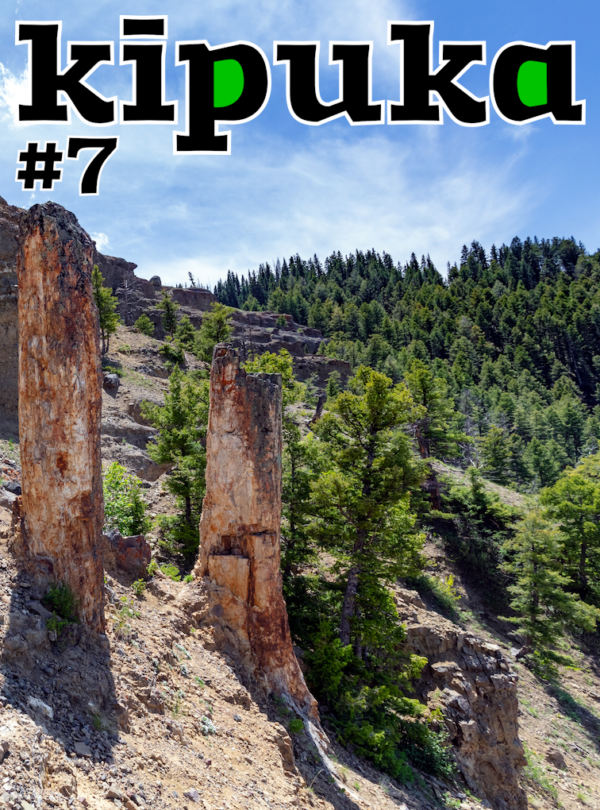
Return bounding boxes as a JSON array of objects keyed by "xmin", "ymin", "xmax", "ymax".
[
  {"xmin": 102, "ymin": 529, "xmax": 151, "ymax": 576},
  {"xmin": 396, "ymin": 588, "xmax": 527, "ymax": 810},
  {"xmin": 0, "ymin": 196, "xmax": 25, "ymax": 421},
  {"xmin": 16, "ymin": 202, "xmax": 105, "ymax": 632},
  {"xmin": 194, "ymin": 344, "xmax": 317, "ymax": 718}
]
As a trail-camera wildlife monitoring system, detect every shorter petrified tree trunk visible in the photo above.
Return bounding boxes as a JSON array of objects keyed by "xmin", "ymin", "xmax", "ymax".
[
  {"xmin": 194, "ymin": 345, "xmax": 317, "ymax": 717},
  {"xmin": 16, "ymin": 203, "xmax": 105, "ymax": 632}
]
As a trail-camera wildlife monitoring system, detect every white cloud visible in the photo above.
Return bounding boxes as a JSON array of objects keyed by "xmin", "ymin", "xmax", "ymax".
[
  {"xmin": 0, "ymin": 62, "xmax": 29, "ymax": 127},
  {"xmin": 91, "ymin": 232, "xmax": 110, "ymax": 252},
  {"xmin": 134, "ymin": 129, "xmax": 534, "ymax": 287},
  {"xmin": 0, "ymin": 0, "xmax": 538, "ymax": 290}
]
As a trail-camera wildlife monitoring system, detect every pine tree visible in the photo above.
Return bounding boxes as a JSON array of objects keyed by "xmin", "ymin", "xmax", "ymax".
[
  {"xmin": 196, "ymin": 302, "xmax": 234, "ymax": 362},
  {"xmin": 540, "ymin": 452, "xmax": 600, "ymax": 601},
  {"xmin": 134, "ymin": 313, "xmax": 155, "ymax": 338},
  {"xmin": 158, "ymin": 290, "xmax": 180, "ymax": 338},
  {"xmin": 480, "ymin": 426, "xmax": 512, "ymax": 484},
  {"xmin": 174, "ymin": 314, "xmax": 197, "ymax": 352},
  {"xmin": 142, "ymin": 367, "xmax": 209, "ymax": 554},
  {"xmin": 502, "ymin": 511, "xmax": 598, "ymax": 670},
  {"xmin": 404, "ymin": 360, "xmax": 459, "ymax": 459},
  {"xmin": 310, "ymin": 366, "xmax": 425, "ymax": 650},
  {"xmin": 91, "ymin": 265, "xmax": 120, "ymax": 355},
  {"xmin": 325, "ymin": 370, "xmax": 341, "ymax": 401},
  {"xmin": 210, "ymin": 235, "xmax": 600, "ymax": 491}
]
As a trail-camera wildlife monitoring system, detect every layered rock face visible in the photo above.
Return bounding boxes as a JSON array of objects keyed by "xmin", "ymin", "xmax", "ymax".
[
  {"xmin": 396, "ymin": 588, "xmax": 527, "ymax": 810},
  {"xmin": 16, "ymin": 203, "xmax": 105, "ymax": 632},
  {"xmin": 194, "ymin": 345, "xmax": 317, "ymax": 717}
]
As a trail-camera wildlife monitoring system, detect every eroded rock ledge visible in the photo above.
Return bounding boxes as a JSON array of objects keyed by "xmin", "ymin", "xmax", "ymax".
[{"xmin": 396, "ymin": 588, "xmax": 527, "ymax": 810}]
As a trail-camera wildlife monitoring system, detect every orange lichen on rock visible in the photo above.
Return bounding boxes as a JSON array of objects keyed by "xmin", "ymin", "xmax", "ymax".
[
  {"xmin": 16, "ymin": 202, "xmax": 105, "ymax": 632},
  {"xmin": 195, "ymin": 344, "xmax": 317, "ymax": 717}
]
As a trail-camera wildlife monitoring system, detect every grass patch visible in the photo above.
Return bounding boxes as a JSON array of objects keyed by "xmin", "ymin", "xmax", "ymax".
[
  {"xmin": 120, "ymin": 366, "xmax": 163, "ymax": 392},
  {"xmin": 549, "ymin": 685, "xmax": 592, "ymax": 725},
  {"xmin": 113, "ymin": 595, "xmax": 140, "ymax": 640},
  {"xmin": 520, "ymin": 698, "xmax": 540, "ymax": 718},
  {"xmin": 522, "ymin": 741, "xmax": 558, "ymax": 800},
  {"xmin": 405, "ymin": 573, "xmax": 461, "ymax": 620},
  {"xmin": 102, "ymin": 364, "xmax": 123, "ymax": 377}
]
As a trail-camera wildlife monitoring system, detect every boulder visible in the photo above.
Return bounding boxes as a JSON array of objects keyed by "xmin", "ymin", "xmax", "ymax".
[
  {"xmin": 101, "ymin": 414, "xmax": 157, "ymax": 449},
  {"xmin": 103, "ymin": 373, "xmax": 120, "ymax": 390},
  {"xmin": 546, "ymin": 747, "xmax": 567, "ymax": 770},
  {"xmin": 0, "ymin": 489, "xmax": 17, "ymax": 510},
  {"xmin": 100, "ymin": 437, "xmax": 171, "ymax": 481},
  {"xmin": 102, "ymin": 529, "xmax": 151, "ymax": 576}
]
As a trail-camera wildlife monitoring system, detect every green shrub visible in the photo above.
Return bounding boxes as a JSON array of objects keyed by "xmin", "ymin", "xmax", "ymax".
[
  {"xmin": 103, "ymin": 462, "xmax": 152, "ymax": 536},
  {"xmin": 396, "ymin": 720, "xmax": 455, "ymax": 779},
  {"xmin": 44, "ymin": 582, "xmax": 79, "ymax": 623},
  {"xmin": 160, "ymin": 563, "xmax": 181, "ymax": 581},
  {"xmin": 135, "ymin": 314, "xmax": 155, "ymax": 337},
  {"xmin": 302, "ymin": 616, "xmax": 452, "ymax": 782},
  {"xmin": 102, "ymin": 364, "xmax": 123, "ymax": 377},
  {"xmin": 159, "ymin": 341, "xmax": 185, "ymax": 366},
  {"xmin": 46, "ymin": 615, "xmax": 71, "ymax": 638},
  {"xmin": 113, "ymin": 595, "xmax": 141, "ymax": 640},
  {"xmin": 405, "ymin": 573, "xmax": 461, "ymax": 619},
  {"xmin": 131, "ymin": 579, "xmax": 146, "ymax": 597},
  {"xmin": 288, "ymin": 718, "xmax": 304, "ymax": 734},
  {"xmin": 201, "ymin": 716, "xmax": 216, "ymax": 735},
  {"xmin": 43, "ymin": 582, "xmax": 79, "ymax": 638}
]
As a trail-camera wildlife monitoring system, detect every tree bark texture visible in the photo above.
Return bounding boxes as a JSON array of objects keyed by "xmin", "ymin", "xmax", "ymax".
[
  {"xmin": 16, "ymin": 202, "xmax": 105, "ymax": 632},
  {"xmin": 194, "ymin": 344, "xmax": 317, "ymax": 716}
]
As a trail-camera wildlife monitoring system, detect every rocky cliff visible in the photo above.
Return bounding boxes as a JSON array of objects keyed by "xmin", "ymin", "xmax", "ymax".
[{"xmin": 396, "ymin": 588, "xmax": 527, "ymax": 810}]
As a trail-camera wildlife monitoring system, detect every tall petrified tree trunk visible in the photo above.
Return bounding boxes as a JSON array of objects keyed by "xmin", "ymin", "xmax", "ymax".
[
  {"xmin": 16, "ymin": 203, "xmax": 105, "ymax": 632},
  {"xmin": 194, "ymin": 344, "xmax": 317, "ymax": 717}
]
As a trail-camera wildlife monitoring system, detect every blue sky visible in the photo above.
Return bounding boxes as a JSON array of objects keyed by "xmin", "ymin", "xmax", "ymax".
[{"xmin": 0, "ymin": 0, "xmax": 597, "ymax": 287}]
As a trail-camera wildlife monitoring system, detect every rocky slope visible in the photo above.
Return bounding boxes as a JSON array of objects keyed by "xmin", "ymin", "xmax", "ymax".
[
  {"xmin": 0, "ymin": 324, "xmax": 518, "ymax": 810},
  {"xmin": 2, "ymin": 319, "xmax": 599, "ymax": 808},
  {"xmin": 395, "ymin": 588, "xmax": 526, "ymax": 810},
  {"xmin": 4, "ymin": 193, "xmax": 600, "ymax": 809},
  {"xmin": 0, "ymin": 499, "xmax": 492, "ymax": 810}
]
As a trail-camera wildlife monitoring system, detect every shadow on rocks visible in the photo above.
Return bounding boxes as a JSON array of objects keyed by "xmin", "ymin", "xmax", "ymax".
[
  {"xmin": 543, "ymin": 680, "xmax": 600, "ymax": 755},
  {"xmin": 0, "ymin": 516, "xmax": 123, "ymax": 769}
]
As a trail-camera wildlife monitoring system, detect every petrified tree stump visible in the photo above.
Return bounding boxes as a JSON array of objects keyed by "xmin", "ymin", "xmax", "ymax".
[
  {"xmin": 195, "ymin": 345, "xmax": 316, "ymax": 717},
  {"xmin": 16, "ymin": 203, "xmax": 105, "ymax": 632}
]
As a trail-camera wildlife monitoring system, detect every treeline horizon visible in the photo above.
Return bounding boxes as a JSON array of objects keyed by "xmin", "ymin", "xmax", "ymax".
[{"xmin": 212, "ymin": 235, "xmax": 600, "ymax": 489}]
